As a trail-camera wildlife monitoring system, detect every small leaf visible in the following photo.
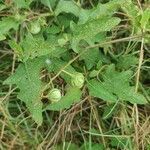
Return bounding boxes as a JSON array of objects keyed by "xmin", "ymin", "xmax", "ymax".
[
  {"xmin": 116, "ymin": 55, "xmax": 138, "ymax": 70},
  {"xmin": 140, "ymin": 8, "xmax": 150, "ymax": 29},
  {"xmin": 111, "ymin": 137, "xmax": 130, "ymax": 149},
  {"xmin": 121, "ymin": 0, "xmax": 141, "ymax": 32},
  {"xmin": 89, "ymin": 70, "xmax": 99, "ymax": 78},
  {"xmin": 118, "ymin": 87, "xmax": 148, "ymax": 104},
  {"xmin": 80, "ymin": 142, "xmax": 104, "ymax": 150},
  {"xmin": 0, "ymin": 4, "xmax": 7, "ymax": 11},
  {"xmin": 79, "ymin": 44, "xmax": 100, "ymax": 70},
  {"xmin": 46, "ymin": 87, "xmax": 81, "ymax": 111},
  {"xmin": 86, "ymin": 0, "xmax": 126, "ymax": 22},
  {"xmin": 0, "ymin": 34, "xmax": 6, "ymax": 41},
  {"xmin": 45, "ymin": 25, "xmax": 61, "ymax": 34},
  {"xmin": 54, "ymin": 142, "xmax": 79, "ymax": 150},
  {"xmin": 121, "ymin": 0, "xmax": 139, "ymax": 18},
  {"xmin": 87, "ymin": 79, "xmax": 117, "ymax": 102},
  {"xmin": 0, "ymin": 17, "xmax": 19, "ymax": 41},
  {"xmin": 41, "ymin": 0, "xmax": 56, "ymax": 9},
  {"xmin": 55, "ymin": 0, "xmax": 80, "ymax": 16},
  {"xmin": 9, "ymin": 40, "xmax": 23, "ymax": 59},
  {"xmin": 13, "ymin": 0, "xmax": 31, "ymax": 9}
]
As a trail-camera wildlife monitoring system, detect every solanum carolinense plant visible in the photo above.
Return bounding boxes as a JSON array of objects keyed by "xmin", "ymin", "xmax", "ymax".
[
  {"xmin": 2, "ymin": 0, "xmax": 149, "ymax": 125},
  {"xmin": 0, "ymin": 0, "xmax": 150, "ymax": 149}
]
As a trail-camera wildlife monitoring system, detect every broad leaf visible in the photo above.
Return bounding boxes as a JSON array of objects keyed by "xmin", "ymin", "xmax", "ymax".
[
  {"xmin": 4, "ymin": 57, "xmax": 47, "ymax": 125},
  {"xmin": 87, "ymin": 80, "xmax": 117, "ymax": 102},
  {"xmin": 71, "ymin": 17, "xmax": 121, "ymax": 52},
  {"xmin": 46, "ymin": 86, "xmax": 82, "ymax": 111},
  {"xmin": 20, "ymin": 34, "xmax": 66, "ymax": 61},
  {"xmin": 102, "ymin": 65, "xmax": 147, "ymax": 104},
  {"xmin": 88, "ymin": 65, "xmax": 147, "ymax": 104},
  {"xmin": 55, "ymin": 0, "xmax": 125, "ymax": 25},
  {"xmin": 80, "ymin": 0, "xmax": 125, "ymax": 24}
]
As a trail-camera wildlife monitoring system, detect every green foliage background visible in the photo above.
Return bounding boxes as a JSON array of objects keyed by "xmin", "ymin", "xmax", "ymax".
[{"xmin": 0, "ymin": 0, "xmax": 150, "ymax": 149}]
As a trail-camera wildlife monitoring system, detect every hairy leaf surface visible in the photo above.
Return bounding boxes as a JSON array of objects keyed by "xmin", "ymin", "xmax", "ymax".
[
  {"xmin": 4, "ymin": 57, "xmax": 47, "ymax": 125},
  {"xmin": 0, "ymin": 17, "xmax": 19, "ymax": 41},
  {"xmin": 88, "ymin": 65, "xmax": 147, "ymax": 104},
  {"xmin": 71, "ymin": 17, "xmax": 121, "ymax": 52}
]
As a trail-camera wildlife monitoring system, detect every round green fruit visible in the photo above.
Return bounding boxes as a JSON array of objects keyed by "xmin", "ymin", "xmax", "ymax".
[
  {"xmin": 30, "ymin": 21, "xmax": 41, "ymax": 34},
  {"xmin": 48, "ymin": 88, "xmax": 61, "ymax": 103},
  {"xmin": 71, "ymin": 73, "xmax": 84, "ymax": 88}
]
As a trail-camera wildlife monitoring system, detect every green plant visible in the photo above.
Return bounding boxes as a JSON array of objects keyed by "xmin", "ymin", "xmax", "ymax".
[
  {"xmin": 1, "ymin": 1, "xmax": 150, "ymax": 149},
  {"xmin": 2, "ymin": 0, "xmax": 148, "ymax": 126}
]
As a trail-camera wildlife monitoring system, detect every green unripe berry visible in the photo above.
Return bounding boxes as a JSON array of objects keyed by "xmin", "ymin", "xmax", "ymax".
[
  {"xmin": 14, "ymin": 13, "xmax": 22, "ymax": 21},
  {"xmin": 71, "ymin": 73, "xmax": 84, "ymax": 88},
  {"xmin": 48, "ymin": 88, "xmax": 61, "ymax": 103},
  {"xmin": 30, "ymin": 21, "xmax": 41, "ymax": 34}
]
